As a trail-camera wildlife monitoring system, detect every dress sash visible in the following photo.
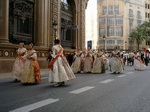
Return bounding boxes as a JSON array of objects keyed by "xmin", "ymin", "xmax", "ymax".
[{"xmin": 48, "ymin": 48, "xmax": 63, "ymax": 70}]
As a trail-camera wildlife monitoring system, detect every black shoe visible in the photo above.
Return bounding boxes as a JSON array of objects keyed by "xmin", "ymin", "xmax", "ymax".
[
  {"xmin": 60, "ymin": 82, "xmax": 65, "ymax": 86},
  {"xmin": 54, "ymin": 82, "xmax": 61, "ymax": 87},
  {"xmin": 13, "ymin": 79, "xmax": 20, "ymax": 82}
]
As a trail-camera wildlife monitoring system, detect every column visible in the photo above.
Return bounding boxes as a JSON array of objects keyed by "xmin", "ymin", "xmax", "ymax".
[
  {"xmin": 0, "ymin": 0, "xmax": 9, "ymax": 43},
  {"xmin": 35, "ymin": 0, "xmax": 44, "ymax": 46}
]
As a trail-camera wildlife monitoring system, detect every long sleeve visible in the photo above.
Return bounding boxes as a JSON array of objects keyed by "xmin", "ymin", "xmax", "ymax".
[{"xmin": 51, "ymin": 47, "xmax": 56, "ymax": 58}]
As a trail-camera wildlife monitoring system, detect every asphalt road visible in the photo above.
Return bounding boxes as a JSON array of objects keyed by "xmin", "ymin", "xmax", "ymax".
[{"xmin": 1, "ymin": 66, "xmax": 150, "ymax": 112}]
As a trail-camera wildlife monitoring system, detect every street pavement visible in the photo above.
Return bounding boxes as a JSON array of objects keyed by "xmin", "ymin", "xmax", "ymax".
[{"xmin": 0, "ymin": 66, "xmax": 150, "ymax": 112}]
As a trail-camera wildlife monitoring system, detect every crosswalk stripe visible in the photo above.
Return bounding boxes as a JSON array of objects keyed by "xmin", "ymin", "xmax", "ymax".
[
  {"xmin": 117, "ymin": 75, "xmax": 127, "ymax": 78},
  {"xmin": 100, "ymin": 79, "xmax": 114, "ymax": 83},
  {"xmin": 69, "ymin": 86, "xmax": 95, "ymax": 94},
  {"xmin": 126, "ymin": 72, "xmax": 134, "ymax": 74},
  {"xmin": 9, "ymin": 98, "xmax": 59, "ymax": 112}
]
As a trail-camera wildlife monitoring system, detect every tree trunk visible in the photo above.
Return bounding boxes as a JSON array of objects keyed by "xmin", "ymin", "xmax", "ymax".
[{"xmin": 137, "ymin": 39, "xmax": 140, "ymax": 51}]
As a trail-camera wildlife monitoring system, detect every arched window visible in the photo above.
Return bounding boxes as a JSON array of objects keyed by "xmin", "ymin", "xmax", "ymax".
[
  {"xmin": 9, "ymin": 0, "xmax": 34, "ymax": 44},
  {"xmin": 61, "ymin": 0, "xmax": 76, "ymax": 48},
  {"xmin": 129, "ymin": 9, "xmax": 133, "ymax": 17},
  {"xmin": 137, "ymin": 11, "xmax": 141, "ymax": 19}
]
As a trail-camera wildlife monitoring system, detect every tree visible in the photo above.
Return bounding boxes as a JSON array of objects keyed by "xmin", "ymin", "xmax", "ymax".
[
  {"xmin": 130, "ymin": 27, "xmax": 145, "ymax": 51},
  {"xmin": 140, "ymin": 21, "xmax": 150, "ymax": 40}
]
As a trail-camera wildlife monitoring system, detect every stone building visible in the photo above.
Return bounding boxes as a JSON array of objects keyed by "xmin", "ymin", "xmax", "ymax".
[
  {"xmin": 145, "ymin": 0, "xmax": 150, "ymax": 22},
  {"xmin": 0, "ymin": 0, "xmax": 88, "ymax": 73},
  {"xmin": 97, "ymin": 0, "xmax": 145, "ymax": 51},
  {"xmin": 145, "ymin": 0, "xmax": 150, "ymax": 49}
]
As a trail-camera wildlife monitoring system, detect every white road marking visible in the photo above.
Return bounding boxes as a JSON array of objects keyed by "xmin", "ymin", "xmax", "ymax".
[
  {"xmin": 9, "ymin": 98, "xmax": 59, "ymax": 112},
  {"xmin": 117, "ymin": 75, "xmax": 127, "ymax": 78},
  {"xmin": 69, "ymin": 86, "xmax": 95, "ymax": 94},
  {"xmin": 100, "ymin": 79, "xmax": 114, "ymax": 84},
  {"xmin": 41, "ymin": 77, "xmax": 48, "ymax": 79},
  {"xmin": 126, "ymin": 72, "xmax": 134, "ymax": 74}
]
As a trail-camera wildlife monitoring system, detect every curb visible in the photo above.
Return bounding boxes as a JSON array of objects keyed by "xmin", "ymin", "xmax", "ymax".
[{"xmin": 0, "ymin": 69, "xmax": 49, "ymax": 79}]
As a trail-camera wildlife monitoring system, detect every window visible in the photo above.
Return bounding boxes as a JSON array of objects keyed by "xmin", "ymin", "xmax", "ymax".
[
  {"xmin": 100, "ymin": 18, "xmax": 106, "ymax": 25},
  {"xmin": 137, "ymin": 20, "xmax": 141, "ymax": 26},
  {"xmin": 145, "ymin": 3, "xmax": 147, "ymax": 8},
  {"xmin": 102, "ymin": 6, "xmax": 107, "ymax": 15},
  {"xmin": 108, "ymin": 27, "xmax": 114, "ymax": 36},
  {"xmin": 99, "ymin": 40, "xmax": 104, "ymax": 45},
  {"xmin": 129, "ymin": 9, "xmax": 133, "ymax": 17},
  {"xmin": 107, "ymin": 17, "xmax": 114, "ymax": 25},
  {"xmin": 9, "ymin": 0, "xmax": 34, "ymax": 44},
  {"xmin": 117, "ymin": 40, "xmax": 124, "ymax": 45},
  {"xmin": 108, "ymin": 6, "xmax": 113, "ymax": 15},
  {"xmin": 99, "ymin": 28, "xmax": 106, "ymax": 36},
  {"xmin": 137, "ymin": 11, "xmax": 141, "ymax": 19},
  {"xmin": 116, "ymin": 16, "xmax": 123, "ymax": 25},
  {"xmin": 116, "ymin": 27, "xmax": 122, "ymax": 36},
  {"xmin": 107, "ymin": 40, "xmax": 115, "ymax": 45},
  {"xmin": 61, "ymin": 28, "xmax": 72, "ymax": 41},
  {"xmin": 146, "ymin": 13, "xmax": 147, "ymax": 18},
  {"xmin": 114, "ymin": 5, "xmax": 119, "ymax": 14},
  {"xmin": 129, "ymin": 19, "xmax": 133, "ymax": 33}
]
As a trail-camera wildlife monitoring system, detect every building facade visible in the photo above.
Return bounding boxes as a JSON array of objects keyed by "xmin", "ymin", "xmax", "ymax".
[
  {"xmin": 97, "ymin": 0, "xmax": 145, "ymax": 51},
  {"xmin": 145, "ymin": 0, "xmax": 150, "ymax": 49},
  {"xmin": 0, "ymin": 0, "xmax": 88, "ymax": 73},
  {"xmin": 145, "ymin": 0, "xmax": 150, "ymax": 21}
]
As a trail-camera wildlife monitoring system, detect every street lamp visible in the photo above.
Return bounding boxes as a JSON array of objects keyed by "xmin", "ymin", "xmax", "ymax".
[
  {"xmin": 125, "ymin": 41, "xmax": 127, "ymax": 51},
  {"xmin": 52, "ymin": 20, "xmax": 58, "ymax": 39},
  {"xmin": 103, "ymin": 35, "xmax": 106, "ymax": 51}
]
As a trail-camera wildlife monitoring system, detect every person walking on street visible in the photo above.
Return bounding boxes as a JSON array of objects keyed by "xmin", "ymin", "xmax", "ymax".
[
  {"xmin": 48, "ymin": 38, "xmax": 76, "ymax": 87},
  {"xmin": 12, "ymin": 43, "xmax": 27, "ymax": 82},
  {"xmin": 20, "ymin": 43, "xmax": 41, "ymax": 84}
]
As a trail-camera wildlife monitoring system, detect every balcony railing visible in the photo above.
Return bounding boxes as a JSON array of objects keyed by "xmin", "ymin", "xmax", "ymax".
[{"xmin": 61, "ymin": 2, "xmax": 73, "ymax": 14}]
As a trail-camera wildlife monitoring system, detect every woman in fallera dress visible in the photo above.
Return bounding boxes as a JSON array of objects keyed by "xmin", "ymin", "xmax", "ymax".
[
  {"xmin": 92, "ymin": 47, "xmax": 104, "ymax": 74},
  {"xmin": 134, "ymin": 51, "xmax": 146, "ymax": 70},
  {"xmin": 20, "ymin": 43, "xmax": 41, "ymax": 84},
  {"xmin": 12, "ymin": 43, "xmax": 27, "ymax": 82},
  {"xmin": 71, "ymin": 47, "xmax": 82, "ymax": 73},
  {"xmin": 84, "ymin": 47, "xmax": 93, "ymax": 73},
  {"xmin": 48, "ymin": 39, "xmax": 76, "ymax": 87},
  {"xmin": 109, "ymin": 46, "xmax": 123, "ymax": 74}
]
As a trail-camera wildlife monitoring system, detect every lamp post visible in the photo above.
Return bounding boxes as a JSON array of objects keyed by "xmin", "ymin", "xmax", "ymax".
[
  {"xmin": 125, "ymin": 41, "xmax": 127, "ymax": 51},
  {"xmin": 52, "ymin": 20, "xmax": 58, "ymax": 39},
  {"xmin": 103, "ymin": 35, "xmax": 106, "ymax": 51}
]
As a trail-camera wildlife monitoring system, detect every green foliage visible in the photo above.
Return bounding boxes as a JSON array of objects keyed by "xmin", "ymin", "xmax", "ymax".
[{"xmin": 129, "ymin": 21, "xmax": 150, "ymax": 50}]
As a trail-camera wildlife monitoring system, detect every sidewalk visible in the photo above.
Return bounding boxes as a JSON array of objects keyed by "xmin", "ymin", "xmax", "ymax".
[{"xmin": 0, "ymin": 69, "xmax": 49, "ymax": 79}]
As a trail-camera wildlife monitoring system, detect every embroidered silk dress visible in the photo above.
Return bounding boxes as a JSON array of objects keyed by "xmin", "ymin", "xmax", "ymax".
[
  {"xmin": 109, "ymin": 50, "xmax": 123, "ymax": 73},
  {"xmin": 21, "ymin": 50, "xmax": 41, "ymax": 84},
  {"xmin": 71, "ymin": 50, "xmax": 82, "ymax": 73},
  {"xmin": 134, "ymin": 54, "xmax": 146, "ymax": 70},
  {"xmin": 48, "ymin": 45, "xmax": 76, "ymax": 83},
  {"xmin": 12, "ymin": 47, "xmax": 27, "ymax": 80},
  {"xmin": 84, "ymin": 51, "xmax": 93, "ymax": 73},
  {"xmin": 92, "ymin": 52, "xmax": 104, "ymax": 73}
]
